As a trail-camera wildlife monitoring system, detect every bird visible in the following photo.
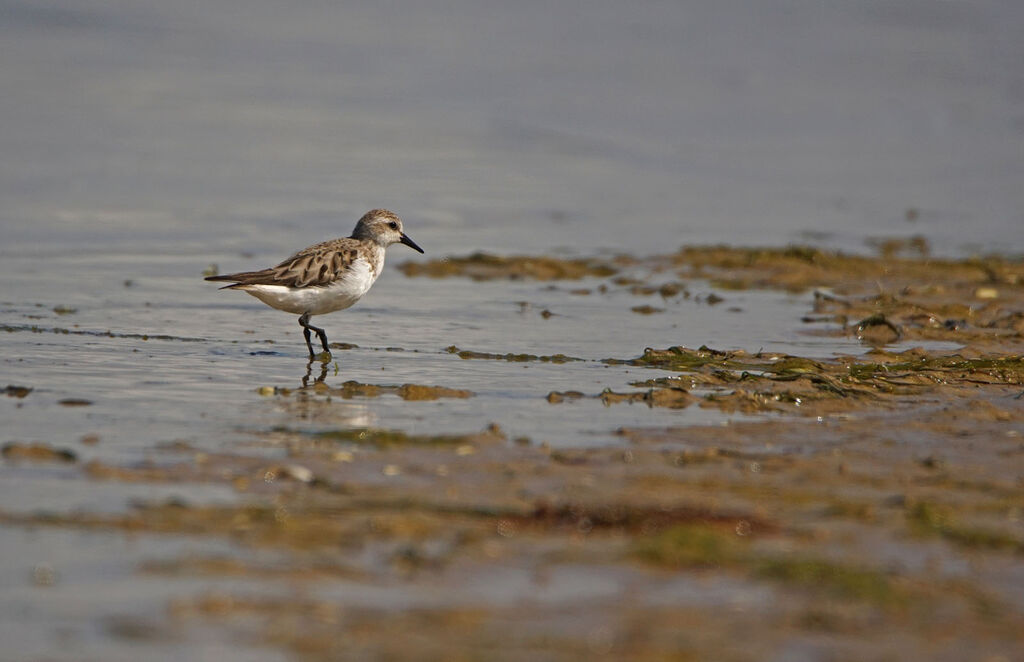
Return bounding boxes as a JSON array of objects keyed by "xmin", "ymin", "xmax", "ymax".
[{"xmin": 205, "ymin": 209, "xmax": 424, "ymax": 358}]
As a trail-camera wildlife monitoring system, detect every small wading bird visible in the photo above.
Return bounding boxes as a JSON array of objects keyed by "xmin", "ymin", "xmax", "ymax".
[{"xmin": 205, "ymin": 209, "xmax": 423, "ymax": 358}]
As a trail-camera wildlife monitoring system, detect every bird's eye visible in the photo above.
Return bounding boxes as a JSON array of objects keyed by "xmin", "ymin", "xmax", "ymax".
[{"xmin": 388, "ymin": 221, "xmax": 398, "ymax": 230}]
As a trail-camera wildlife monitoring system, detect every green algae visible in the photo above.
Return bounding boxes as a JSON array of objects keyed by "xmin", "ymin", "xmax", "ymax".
[
  {"xmin": 546, "ymin": 387, "xmax": 695, "ymax": 409},
  {"xmin": 634, "ymin": 523, "xmax": 741, "ymax": 568},
  {"xmin": 762, "ymin": 357, "xmax": 829, "ymax": 376},
  {"xmin": 445, "ymin": 345, "xmax": 583, "ymax": 363},
  {"xmin": 399, "ymin": 252, "xmax": 619, "ymax": 280},
  {"xmin": 849, "ymin": 355, "xmax": 1024, "ymax": 382},
  {"xmin": 327, "ymin": 381, "xmax": 474, "ymax": 401},
  {"xmin": 906, "ymin": 501, "xmax": 1024, "ymax": 554},
  {"xmin": 634, "ymin": 524, "xmax": 900, "ymax": 606},
  {"xmin": 318, "ymin": 429, "xmax": 464, "ymax": 447},
  {"xmin": 316, "ymin": 424, "xmax": 506, "ymax": 448},
  {"xmin": 611, "ymin": 345, "xmax": 1024, "ymax": 398},
  {"xmin": 608, "ymin": 345, "xmax": 745, "ymax": 371},
  {"xmin": 752, "ymin": 557, "xmax": 897, "ymax": 604},
  {"xmin": 671, "ymin": 245, "xmax": 1024, "ymax": 291}
]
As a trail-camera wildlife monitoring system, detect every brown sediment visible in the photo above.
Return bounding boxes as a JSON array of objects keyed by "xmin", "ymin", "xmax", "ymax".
[
  {"xmin": 513, "ymin": 501, "xmax": 775, "ymax": 535},
  {"xmin": 590, "ymin": 344, "xmax": 1024, "ymax": 416},
  {"xmin": 58, "ymin": 398, "xmax": 93, "ymax": 407},
  {"xmin": 260, "ymin": 380, "xmax": 474, "ymax": 400},
  {"xmin": 400, "ymin": 244, "xmax": 1024, "ymax": 292},
  {"xmin": 546, "ymin": 390, "xmax": 585, "ymax": 403},
  {"xmin": 3, "ymin": 386, "xmax": 1024, "ymax": 659},
  {"xmin": 141, "ymin": 556, "xmax": 368, "ymax": 582},
  {"xmin": 403, "ymin": 245, "xmax": 1024, "ymax": 348},
  {"xmin": 398, "ymin": 252, "xmax": 621, "ymax": 280},
  {"xmin": 314, "ymin": 423, "xmax": 507, "ymax": 449},
  {"xmin": 327, "ymin": 381, "xmax": 474, "ymax": 401},
  {"xmin": 547, "ymin": 387, "xmax": 696, "ymax": 409},
  {"xmin": 4, "ymin": 385, "xmax": 32, "ymax": 398},
  {"xmin": 2, "ymin": 442, "xmax": 77, "ymax": 463},
  {"xmin": 669, "ymin": 245, "xmax": 1023, "ymax": 294},
  {"xmin": 685, "ymin": 246, "xmax": 1024, "ymax": 347},
  {"xmin": 445, "ymin": 345, "xmax": 583, "ymax": 363}
]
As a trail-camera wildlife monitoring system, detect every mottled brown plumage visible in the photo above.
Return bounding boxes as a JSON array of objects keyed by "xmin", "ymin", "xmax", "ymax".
[{"xmin": 210, "ymin": 237, "xmax": 382, "ymax": 289}]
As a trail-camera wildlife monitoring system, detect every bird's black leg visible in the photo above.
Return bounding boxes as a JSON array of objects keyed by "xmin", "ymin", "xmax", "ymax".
[
  {"xmin": 314, "ymin": 325, "xmax": 330, "ymax": 354},
  {"xmin": 298, "ymin": 312, "xmax": 331, "ymax": 358},
  {"xmin": 300, "ymin": 324, "xmax": 314, "ymax": 358}
]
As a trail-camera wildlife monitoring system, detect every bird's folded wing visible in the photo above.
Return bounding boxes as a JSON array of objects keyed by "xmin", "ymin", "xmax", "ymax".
[{"xmin": 205, "ymin": 240, "xmax": 359, "ymax": 289}]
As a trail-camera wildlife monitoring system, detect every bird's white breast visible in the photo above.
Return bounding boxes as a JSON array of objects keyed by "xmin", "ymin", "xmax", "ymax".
[{"xmin": 241, "ymin": 257, "xmax": 380, "ymax": 316}]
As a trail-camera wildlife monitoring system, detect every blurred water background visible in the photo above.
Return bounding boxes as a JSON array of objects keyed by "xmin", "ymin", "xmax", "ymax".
[{"xmin": 3, "ymin": 0, "xmax": 1022, "ymax": 257}]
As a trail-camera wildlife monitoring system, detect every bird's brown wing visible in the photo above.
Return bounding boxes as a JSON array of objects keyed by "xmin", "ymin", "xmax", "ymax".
[{"xmin": 205, "ymin": 239, "xmax": 361, "ymax": 289}]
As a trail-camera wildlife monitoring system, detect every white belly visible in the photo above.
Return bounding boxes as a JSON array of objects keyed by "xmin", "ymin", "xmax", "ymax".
[{"xmin": 240, "ymin": 260, "xmax": 379, "ymax": 316}]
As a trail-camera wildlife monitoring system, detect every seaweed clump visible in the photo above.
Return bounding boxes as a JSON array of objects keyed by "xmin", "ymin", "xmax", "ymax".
[{"xmin": 399, "ymin": 252, "xmax": 618, "ymax": 281}]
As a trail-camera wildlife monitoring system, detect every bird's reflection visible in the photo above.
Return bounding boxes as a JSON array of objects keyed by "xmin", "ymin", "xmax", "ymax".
[
  {"xmin": 301, "ymin": 359, "xmax": 330, "ymax": 388},
  {"xmin": 284, "ymin": 359, "xmax": 374, "ymax": 428}
]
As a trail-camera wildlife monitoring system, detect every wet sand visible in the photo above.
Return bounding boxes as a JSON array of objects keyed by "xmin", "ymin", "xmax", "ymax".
[{"xmin": 4, "ymin": 245, "xmax": 1022, "ymax": 661}]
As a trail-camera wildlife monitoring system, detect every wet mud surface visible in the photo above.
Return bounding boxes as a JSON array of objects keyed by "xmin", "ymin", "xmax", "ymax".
[{"xmin": 4, "ymin": 244, "xmax": 1024, "ymax": 660}]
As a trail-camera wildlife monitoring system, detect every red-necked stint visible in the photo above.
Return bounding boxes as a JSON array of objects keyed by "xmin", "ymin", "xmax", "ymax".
[{"xmin": 206, "ymin": 209, "xmax": 424, "ymax": 358}]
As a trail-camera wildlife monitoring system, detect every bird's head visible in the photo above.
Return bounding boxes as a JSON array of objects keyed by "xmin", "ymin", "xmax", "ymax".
[{"xmin": 352, "ymin": 209, "xmax": 424, "ymax": 253}]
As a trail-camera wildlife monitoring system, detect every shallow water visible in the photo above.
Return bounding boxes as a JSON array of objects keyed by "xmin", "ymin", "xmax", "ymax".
[
  {"xmin": 0, "ymin": 250, "xmax": 786, "ymax": 459},
  {"xmin": 3, "ymin": 245, "xmax": 962, "ymax": 464},
  {"xmin": 2, "ymin": 1, "xmax": 1023, "ymax": 659}
]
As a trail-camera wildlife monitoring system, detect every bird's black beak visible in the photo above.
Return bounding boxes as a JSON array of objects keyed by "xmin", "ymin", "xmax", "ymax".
[{"xmin": 400, "ymin": 233, "xmax": 424, "ymax": 253}]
